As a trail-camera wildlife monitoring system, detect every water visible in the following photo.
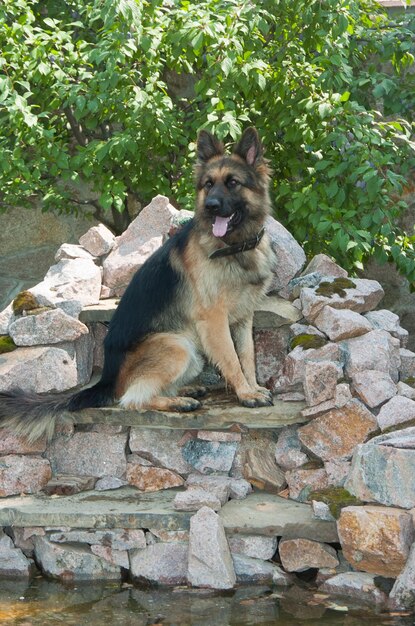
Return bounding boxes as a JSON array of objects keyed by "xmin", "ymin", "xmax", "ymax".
[{"xmin": 0, "ymin": 579, "xmax": 413, "ymax": 626}]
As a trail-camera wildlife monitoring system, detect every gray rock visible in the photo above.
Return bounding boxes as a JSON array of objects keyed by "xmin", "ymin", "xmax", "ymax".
[
  {"xmin": 397, "ymin": 381, "xmax": 415, "ymax": 400},
  {"xmin": 94, "ymin": 476, "xmax": 128, "ymax": 491},
  {"xmin": 365, "ymin": 309, "xmax": 409, "ymax": 347},
  {"xmin": 282, "ymin": 272, "xmax": 324, "ymax": 300},
  {"xmin": 352, "ymin": 369, "xmax": 396, "ymax": 408},
  {"xmin": 390, "ymin": 541, "xmax": 415, "ymax": 609},
  {"xmin": 232, "ymin": 554, "xmax": 287, "ymax": 583},
  {"xmin": 0, "ymin": 303, "xmax": 14, "ymax": 334},
  {"xmin": 265, "ymin": 215, "xmax": 306, "ymax": 291},
  {"xmin": 129, "ymin": 428, "xmax": 192, "ymax": 475},
  {"xmin": 46, "ymin": 432, "xmax": 128, "ymax": 478},
  {"xmin": 188, "ymin": 506, "xmax": 236, "ymax": 589},
  {"xmin": 34, "ymin": 536, "xmax": 121, "ymax": 581},
  {"xmin": 342, "ymin": 329, "xmax": 400, "ymax": 382},
  {"xmin": 312, "ymin": 500, "xmax": 336, "ymax": 522},
  {"xmin": 173, "ymin": 488, "xmax": 222, "ymax": 511},
  {"xmin": 0, "ymin": 455, "xmax": 51, "ymax": 496},
  {"xmin": 314, "ymin": 306, "xmax": 372, "ymax": 341},
  {"xmin": 79, "ymin": 224, "xmax": 115, "ymax": 257},
  {"xmin": 346, "ymin": 430, "xmax": 415, "ymax": 508},
  {"xmin": 130, "ymin": 542, "xmax": 188, "ymax": 585},
  {"xmin": 9, "ymin": 308, "xmax": 89, "ymax": 346},
  {"xmin": 228, "ymin": 535, "xmax": 278, "ymax": 560},
  {"xmin": 228, "ymin": 478, "xmax": 252, "ymax": 500},
  {"xmin": 0, "ymin": 530, "xmax": 35, "ymax": 578},
  {"xmin": 220, "ymin": 492, "xmax": 338, "ymax": 543},
  {"xmin": 90, "ymin": 545, "xmax": 128, "ymax": 569},
  {"xmin": 48, "ymin": 529, "xmax": 146, "ymax": 550},
  {"xmin": 274, "ymin": 342, "xmax": 342, "ymax": 391},
  {"xmin": 182, "ymin": 439, "xmax": 238, "ymax": 474},
  {"xmin": 376, "ymin": 395, "xmax": 415, "ymax": 431},
  {"xmin": 274, "ymin": 426, "xmax": 309, "ymax": 470},
  {"xmin": 319, "ymin": 572, "xmax": 388, "ymax": 606},
  {"xmin": 290, "ymin": 322, "xmax": 326, "ymax": 338},
  {"xmin": 185, "ymin": 474, "xmax": 231, "ymax": 505},
  {"xmin": 400, "ymin": 348, "xmax": 415, "ymax": 379}
]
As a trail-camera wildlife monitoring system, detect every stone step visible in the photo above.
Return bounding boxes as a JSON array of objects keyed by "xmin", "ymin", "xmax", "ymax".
[
  {"xmin": 0, "ymin": 488, "xmax": 337, "ymax": 542},
  {"xmin": 73, "ymin": 388, "xmax": 306, "ymax": 430}
]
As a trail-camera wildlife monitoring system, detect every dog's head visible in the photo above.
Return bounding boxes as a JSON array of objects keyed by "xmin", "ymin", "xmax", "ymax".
[{"xmin": 194, "ymin": 127, "xmax": 271, "ymax": 242}]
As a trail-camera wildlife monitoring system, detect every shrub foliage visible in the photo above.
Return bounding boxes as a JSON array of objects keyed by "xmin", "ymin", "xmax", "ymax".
[{"xmin": 0, "ymin": 0, "xmax": 414, "ymax": 276}]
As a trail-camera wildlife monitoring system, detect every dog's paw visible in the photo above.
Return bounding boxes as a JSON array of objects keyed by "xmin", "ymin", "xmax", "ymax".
[
  {"xmin": 180, "ymin": 385, "xmax": 207, "ymax": 399},
  {"xmin": 238, "ymin": 391, "xmax": 274, "ymax": 408},
  {"xmin": 170, "ymin": 397, "xmax": 202, "ymax": 412},
  {"xmin": 255, "ymin": 386, "xmax": 273, "ymax": 401}
]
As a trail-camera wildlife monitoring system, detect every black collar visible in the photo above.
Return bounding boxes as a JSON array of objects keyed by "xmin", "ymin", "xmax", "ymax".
[{"xmin": 208, "ymin": 227, "xmax": 265, "ymax": 259}]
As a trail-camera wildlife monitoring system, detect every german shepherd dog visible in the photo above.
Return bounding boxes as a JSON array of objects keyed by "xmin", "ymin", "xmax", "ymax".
[{"xmin": 0, "ymin": 127, "xmax": 275, "ymax": 441}]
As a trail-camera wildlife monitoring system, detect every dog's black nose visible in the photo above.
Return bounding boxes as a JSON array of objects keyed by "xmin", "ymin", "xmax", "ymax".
[{"xmin": 205, "ymin": 197, "xmax": 221, "ymax": 212}]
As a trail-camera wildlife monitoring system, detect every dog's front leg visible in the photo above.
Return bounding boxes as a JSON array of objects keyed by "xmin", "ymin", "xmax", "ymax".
[
  {"xmin": 196, "ymin": 312, "xmax": 273, "ymax": 408},
  {"xmin": 232, "ymin": 318, "xmax": 273, "ymax": 403}
]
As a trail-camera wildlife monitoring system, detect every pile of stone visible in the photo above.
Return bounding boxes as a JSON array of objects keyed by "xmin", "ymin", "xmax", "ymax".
[{"xmin": 0, "ymin": 196, "xmax": 415, "ymax": 611}]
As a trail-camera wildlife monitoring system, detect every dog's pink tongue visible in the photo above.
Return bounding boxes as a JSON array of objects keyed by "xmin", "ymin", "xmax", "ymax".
[{"xmin": 212, "ymin": 216, "xmax": 230, "ymax": 238}]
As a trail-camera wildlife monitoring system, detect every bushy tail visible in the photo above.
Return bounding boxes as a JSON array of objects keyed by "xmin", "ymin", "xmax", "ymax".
[{"xmin": 0, "ymin": 381, "xmax": 114, "ymax": 442}]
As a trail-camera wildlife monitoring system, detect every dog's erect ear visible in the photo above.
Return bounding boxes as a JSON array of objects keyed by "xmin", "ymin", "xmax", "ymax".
[
  {"xmin": 233, "ymin": 127, "xmax": 263, "ymax": 166},
  {"xmin": 197, "ymin": 130, "xmax": 224, "ymax": 162}
]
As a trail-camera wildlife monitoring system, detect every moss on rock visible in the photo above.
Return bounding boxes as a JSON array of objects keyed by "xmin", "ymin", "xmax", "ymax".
[
  {"xmin": 12, "ymin": 290, "xmax": 39, "ymax": 315},
  {"xmin": 308, "ymin": 487, "xmax": 362, "ymax": 519},
  {"xmin": 315, "ymin": 277, "xmax": 356, "ymax": 299},
  {"xmin": 0, "ymin": 335, "xmax": 17, "ymax": 354},
  {"xmin": 290, "ymin": 333, "xmax": 328, "ymax": 351}
]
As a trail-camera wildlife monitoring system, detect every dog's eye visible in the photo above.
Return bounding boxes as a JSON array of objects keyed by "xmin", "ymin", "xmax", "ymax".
[
  {"xmin": 227, "ymin": 178, "xmax": 240, "ymax": 189},
  {"xmin": 204, "ymin": 180, "xmax": 213, "ymax": 190}
]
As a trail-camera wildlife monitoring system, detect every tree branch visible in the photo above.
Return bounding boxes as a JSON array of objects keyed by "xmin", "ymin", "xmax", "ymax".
[{"xmin": 64, "ymin": 107, "xmax": 89, "ymax": 147}]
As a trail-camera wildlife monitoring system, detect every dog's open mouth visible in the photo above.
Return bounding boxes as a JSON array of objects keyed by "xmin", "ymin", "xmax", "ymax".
[{"xmin": 212, "ymin": 212, "xmax": 241, "ymax": 238}]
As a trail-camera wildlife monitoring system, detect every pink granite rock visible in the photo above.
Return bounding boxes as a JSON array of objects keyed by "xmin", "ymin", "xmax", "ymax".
[
  {"xmin": 173, "ymin": 488, "xmax": 222, "ymax": 511},
  {"xmin": 188, "ymin": 506, "xmax": 236, "ymax": 589},
  {"xmin": 31, "ymin": 258, "xmax": 102, "ymax": 306},
  {"xmin": 54, "ymin": 243, "xmax": 95, "ymax": 262},
  {"xmin": 265, "ymin": 216, "xmax": 306, "ymax": 291},
  {"xmin": 9, "ymin": 308, "xmax": 89, "ymax": 346},
  {"xmin": 279, "ymin": 538, "xmax": 339, "ymax": 572},
  {"xmin": 301, "ymin": 254, "xmax": 348, "ymax": 279},
  {"xmin": 103, "ymin": 195, "xmax": 178, "ymax": 293},
  {"xmin": 253, "ymin": 327, "xmax": 290, "ymax": 386},
  {"xmin": 0, "ymin": 429, "xmax": 46, "ymax": 454},
  {"xmin": 285, "ymin": 468, "xmax": 329, "ymax": 500},
  {"xmin": 0, "ymin": 345, "xmax": 79, "ymax": 393},
  {"xmin": 0, "ymin": 455, "xmax": 51, "ymax": 496},
  {"xmin": 129, "ymin": 428, "xmax": 192, "ymax": 475},
  {"xmin": 337, "ymin": 505, "xmax": 414, "ymax": 577},
  {"xmin": 365, "ymin": 309, "xmax": 409, "ymax": 347},
  {"xmin": 351, "ymin": 369, "xmax": 396, "ymax": 408},
  {"xmin": 300, "ymin": 279, "xmax": 384, "ymax": 322},
  {"xmin": 376, "ymin": 395, "xmax": 415, "ymax": 431},
  {"xmin": 399, "ymin": 348, "xmax": 415, "ymax": 379},
  {"xmin": 126, "ymin": 463, "xmax": 184, "ymax": 492},
  {"xmin": 79, "ymin": 223, "xmax": 115, "ymax": 257},
  {"xmin": 228, "ymin": 535, "xmax": 278, "ymax": 560},
  {"xmin": 303, "ymin": 360, "xmax": 338, "ymax": 406},
  {"xmin": 274, "ymin": 427, "xmax": 309, "ymax": 470},
  {"xmin": 343, "ymin": 329, "xmax": 400, "ymax": 383},
  {"xmin": 130, "ymin": 542, "xmax": 188, "ymax": 585},
  {"xmin": 298, "ymin": 400, "xmax": 377, "ymax": 461},
  {"xmin": 46, "ymin": 432, "xmax": 128, "ymax": 478},
  {"xmin": 319, "ymin": 572, "xmax": 388, "ymax": 606},
  {"xmin": 314, "ymin": 306, "xmax": 372, "ymax": 341},
  {"xmin": 0, "ymin": 530, "xmax": 35, "ymax": 577}
]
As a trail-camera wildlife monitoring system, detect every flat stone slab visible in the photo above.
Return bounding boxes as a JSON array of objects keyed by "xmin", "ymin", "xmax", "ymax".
[
  {"xmin": 219, "ymin": 493, "xmax": 338, "ymax": 543},
  {"xmin": 74, "ymin": 388, "xmax": 307, "ymax": 430},
  {"xmin": 0, "ymin": 487, "xmax": 191, "ymax": 530}
]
